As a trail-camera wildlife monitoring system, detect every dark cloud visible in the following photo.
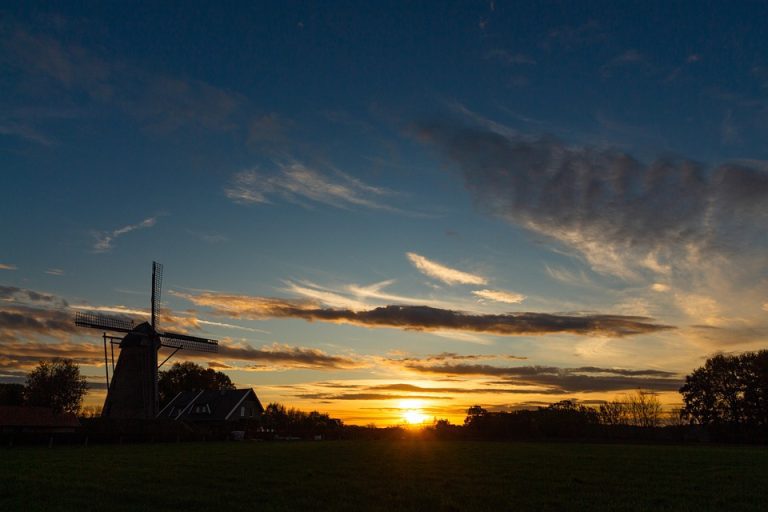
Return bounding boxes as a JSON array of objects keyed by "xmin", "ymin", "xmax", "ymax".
[
  {"xmin": 396, "ymin": 352, "xmax": 527, "ymax": 362},
  {"xmin": 405, "ymin": 363, "xmax": 682, "ymax": 393},
  {"xmin": 295, "ymin": 393, "xmax": 446, "ymax": 401},
  {"xmin": 367, "ymin": 383, "xmax": 563, "ymax": 395},
  {"xmin": 0, "ymin": 285, "xmax": 68, "ymax": 307},
  {"xmin": 217, "ymin": 342, "xmax": 361, "ymax": 370},
  {"xmin": 415, "ymin": 122, "xmax": 768, "ymax": 276},
  {"xmin": 179, "ymin": 292, "xmax": 673, "ymax": 337},
  {"xmin": 0, "ymin": 305, "xmax": 78, "ymax": 341},
  {"xmin": 0, "ymin": 340, "xmax": 104, "ymax": 371}
]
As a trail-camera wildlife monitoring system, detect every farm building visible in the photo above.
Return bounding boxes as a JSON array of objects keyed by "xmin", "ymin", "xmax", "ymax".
[
  {"xmin": 0, "ymin": 406, "xmax": 80, "ymax": 433},
  {"xmin": 158, "ymin": 388, "xmax": 264, "ymax": 422}
]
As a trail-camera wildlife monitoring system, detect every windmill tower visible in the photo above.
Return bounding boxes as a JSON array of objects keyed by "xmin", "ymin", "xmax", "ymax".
[{"xmin": 75, "ymin": 262, "xmax": 218, "ymax": 419}]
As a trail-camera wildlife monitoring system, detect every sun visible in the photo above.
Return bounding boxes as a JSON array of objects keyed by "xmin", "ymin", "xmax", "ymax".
[
  {"xmin": 403, "ymin": 409, "xmax": 427, "ymax": 425},
  {"xmin": 399, "ymin": 399, "xmax": 427, "ymax": 425}
]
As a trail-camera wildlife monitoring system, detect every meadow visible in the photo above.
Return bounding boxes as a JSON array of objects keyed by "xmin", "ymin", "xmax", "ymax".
[{"xmin": 1, "ymin": 440, "xmax": 767, "ymax": 511}]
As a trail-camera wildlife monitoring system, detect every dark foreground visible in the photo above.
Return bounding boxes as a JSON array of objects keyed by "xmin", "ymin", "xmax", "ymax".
[{"xmin": 2, "ymin": 440, "xmax": 767, "ymax": 511}]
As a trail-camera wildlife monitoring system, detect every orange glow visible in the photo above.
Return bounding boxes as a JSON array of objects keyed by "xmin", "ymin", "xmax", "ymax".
[{"xmin": 400, "ymin": 399, "xmax": 428, "ymax": 425}]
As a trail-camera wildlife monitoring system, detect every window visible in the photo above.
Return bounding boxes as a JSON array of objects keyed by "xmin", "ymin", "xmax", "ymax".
[{"xmin": 240, "ymin": 406, "xmax": 245, "ymax": 417}]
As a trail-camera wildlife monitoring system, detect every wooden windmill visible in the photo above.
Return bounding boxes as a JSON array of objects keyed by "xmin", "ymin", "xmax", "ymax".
[{"xmin": 75, "ymin": 262, "xmax": 218, "ymax": 419}]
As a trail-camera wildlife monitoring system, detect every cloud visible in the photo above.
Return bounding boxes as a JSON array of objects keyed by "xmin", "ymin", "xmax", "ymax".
[
  {"xmin": 225, "ymin": 162, "xmax": 395, "ymax": 211},
  {"xmin": 472, "ymin": 289, "xmax": 525, "ymax": 304},
  {"xmin": 93, "ymin": 216, "xmax": 157, "ymax": 252},
  {"xmin": 0, "ymin": 285, "xmax": 68, "ymax": 308},
  {"xmin": 403, "ymin": 363, "xmax": 682, "ymax": 393},
  {"xmin": 406, "ymin": 252, "xmax": 487, "ymax": 285},
  {"xmin": 175, "ymin": 290, "xmax": 673, "ymax": 337},
  {"xmin": 45, "ymin": 268, "xmax": 65, "ymax": 276},
  {"xmin": 217, "ymin": 341, "xmax": 361, "ymax": 370},
  {"xmin": 0, "ymin": 340, "xmax": 104, "ymax": 371},
  {"xmin": 392, "ymin": 352, "xmax": 527, "ymax": 363},
  {"xmin": 2, "ymin": 25, "xmax": 246, "ymax": 137},
  {"xmin": 416, "ymin": 120, "xmax": 768, "ymax": 280},
  {"xmin": 282, "ymin": 279, "xmax": 456, "ymax": 311},
  {"xmin": 295, "ymin": 392, "xmax": 447, "ymax": 401},
  {"xmin": 0, "ymin": 306, "xmax": 78, "ymax": 342},
  {"xmin": 0, "ymin": 263, "xmax": 17, "ymax": 270}
]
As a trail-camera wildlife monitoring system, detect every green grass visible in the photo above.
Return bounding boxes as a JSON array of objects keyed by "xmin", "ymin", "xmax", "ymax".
[{"xmin": 1, "ymin": 440, "xmax": 767, "ymax": 511}]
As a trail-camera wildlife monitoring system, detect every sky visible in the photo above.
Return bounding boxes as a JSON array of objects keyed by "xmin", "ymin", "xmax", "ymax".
[{"xmin": 2, "ymin": 1, "xmax": 768, "ymax": 425}]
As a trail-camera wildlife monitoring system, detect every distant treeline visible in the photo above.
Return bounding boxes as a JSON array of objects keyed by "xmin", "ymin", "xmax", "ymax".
[{"xmin": 4, "ymin": 351, "xmax": 768, "ymax": 445}]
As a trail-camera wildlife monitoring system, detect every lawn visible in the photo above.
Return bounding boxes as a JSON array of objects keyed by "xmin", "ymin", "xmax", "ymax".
[{"xmin": 1, "ymin": 440, "xmax": 767, "ymax": 511}]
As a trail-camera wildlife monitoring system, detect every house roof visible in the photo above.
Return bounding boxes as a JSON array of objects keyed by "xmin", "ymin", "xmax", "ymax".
[
  {"xmin": 158, "ymin": 388, "xmax": 264, "ymax": 421},
  {"xmin": 0, "ymin": 406, "xmax": 80, "ymax": 428}
]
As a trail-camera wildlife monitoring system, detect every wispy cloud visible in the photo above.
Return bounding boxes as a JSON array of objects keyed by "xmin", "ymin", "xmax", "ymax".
[
  {"xmin": 472, "ymin": 289, "xmax": 525, "ymax": 304},
  {"xmin": 93, "ymin": 217, "xmax": 157, "ymax": 253},
  {"xmin": 175, "ymin": 290, "xmax": 673, "ymax": 337},
  {"xmin": 2, "ymin": 26, "xmax": 246, "ymax": 139},
  {"xmin": 0, "ymin": 263, "xmax": 17, "ymax": 270},
  {"xmin": 282, "ymin": 279, "xmax": 456, "ymax": 311},
  {"xmin": 45, "ymin": 268, "xmax": 64, "ymax": 276},
  {"xmin": 225, "ymin": 162, "xmax": 395, "ymax": 211},
  {"xmin": 406, "ymin": 252, "xmax": 487, "ymax": 285},
  {"xmin": 416, "ymin": 117, "xmax": 768, "ymax": 280}
]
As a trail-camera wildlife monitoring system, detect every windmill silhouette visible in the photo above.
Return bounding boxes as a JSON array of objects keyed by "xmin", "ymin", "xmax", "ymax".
[{"xmin": 75, "ymin": 262, "xmax": 218, "ymax": 419}]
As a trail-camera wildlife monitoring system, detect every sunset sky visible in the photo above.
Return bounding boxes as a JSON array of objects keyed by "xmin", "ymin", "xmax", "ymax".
[{"xmin": 2, "ymin": 2, "xmax": 767, "ymax": 425}]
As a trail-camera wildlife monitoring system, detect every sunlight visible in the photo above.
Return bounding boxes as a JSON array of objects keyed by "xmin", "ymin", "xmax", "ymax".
[{"xmin": 399, "ymin": 399, "xmax": 427, "ymax": 425}]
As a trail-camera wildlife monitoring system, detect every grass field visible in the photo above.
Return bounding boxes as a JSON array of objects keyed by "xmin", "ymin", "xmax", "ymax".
[{"xmin": 1, "ymin": 440, "xmax": 768, "ymax": 511}]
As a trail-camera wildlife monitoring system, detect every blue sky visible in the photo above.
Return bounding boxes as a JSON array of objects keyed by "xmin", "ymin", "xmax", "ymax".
[{"xmin": 2, "ymin": 1, "xmax": 767, "ymax": 424}]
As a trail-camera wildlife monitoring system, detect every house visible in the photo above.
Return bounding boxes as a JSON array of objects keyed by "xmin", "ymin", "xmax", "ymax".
[
  {"xmin": 157, "ymin": 388, "xmax": 264, "ymax": 422},
  {"xmin": 0, "ymin": 406, "xmax": 80, "ymax": 433}
]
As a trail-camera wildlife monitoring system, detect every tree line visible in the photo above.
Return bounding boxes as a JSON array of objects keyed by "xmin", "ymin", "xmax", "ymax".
[{"xmin": 3, "ymin": 350, "xmax": 768, "ymax": 442}]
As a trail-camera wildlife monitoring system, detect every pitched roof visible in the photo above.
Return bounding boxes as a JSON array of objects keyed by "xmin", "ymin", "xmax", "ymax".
[
  {"xmin": 0, "ymin": 406, "xmax": 80, "ymax": 428},
  {"xmin": 158, "ymin": 388, "xmax": 264, "ymax": 421}
]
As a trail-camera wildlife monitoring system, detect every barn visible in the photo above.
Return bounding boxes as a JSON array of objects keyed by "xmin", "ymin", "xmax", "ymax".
[{"xmin": 158, "ymin": 388, "xmax": 264, "ymax": 422}]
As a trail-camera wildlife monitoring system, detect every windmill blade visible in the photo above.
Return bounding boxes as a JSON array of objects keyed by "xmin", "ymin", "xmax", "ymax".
[
  {"xmin": 151, "ymin": 261, "xmax": 163, "ymax": 330},
  {"xmin": 159, "ymin": 331, "xmax": 218, "ymax": 353},
  {"xmin": 75, "ymin": 311, "xmax": 135, "ymax": 333}
]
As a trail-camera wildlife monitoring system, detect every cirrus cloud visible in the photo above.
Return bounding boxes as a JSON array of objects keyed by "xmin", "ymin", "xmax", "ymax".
[{"xmin": 406, "ymin": 252, "xmax": 487, "ymax": 285}]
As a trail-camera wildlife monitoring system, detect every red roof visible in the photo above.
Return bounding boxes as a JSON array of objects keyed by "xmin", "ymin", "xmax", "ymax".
[{"xmin": 0, "ymin": 406, "xmax": 81, "ymax": 428}]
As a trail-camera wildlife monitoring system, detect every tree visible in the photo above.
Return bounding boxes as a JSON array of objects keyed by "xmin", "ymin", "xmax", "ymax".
[
  {"xmin": 0, "ymin": 383, "xmax": 26, "ymax": 406},
  {"xmin": 597, "ymin": 398, "xmax": 627, "ymax": 426},
  {"xmin": 25, "ymin": 359, "xmax": 88, "ymax": 414},
  {"xmin": 680, "ymin": 350, "xmax": 768, "ymax": 426},
  {"xmin": 464, "ymin": 405, "xmax": 487, "ymax": 426},
  {"xmin": 625, "ymin": 391, "xmax": 662, "ymax": 427},
  {"xmin": 158, "ymin": 361, "xmax": 234, "ymax": 405}
]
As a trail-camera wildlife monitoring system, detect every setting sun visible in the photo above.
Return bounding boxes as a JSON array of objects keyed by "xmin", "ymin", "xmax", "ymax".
[{"xmin": 400, "ymin": 399, "xmax": 427, "ymax": 425}]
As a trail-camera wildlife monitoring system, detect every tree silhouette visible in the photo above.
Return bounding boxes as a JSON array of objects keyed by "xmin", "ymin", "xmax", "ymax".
[
  {"xmin": 158, "ymin": 361, "xmax": 234, "ymax": 405},
  {"xmin": 0, "ymin": 383, "xmax": 25, "ymax": 406},
  {"xmin": 625, "ymin": 391, "xmax": 662, "ymax": 427},
  {"xmin": 680, "ymin": 350, "xmax": 768, "ymax": 426},
  {"xmin": 25, "ymin": 359, "xmax": 88, "ymax": 414}
]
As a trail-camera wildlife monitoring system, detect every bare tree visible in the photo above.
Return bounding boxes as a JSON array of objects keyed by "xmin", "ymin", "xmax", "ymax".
[
  {"xmin": 626, "ymin": 390, "xmax": 662, "ymax": 427},
  {"xmin": 597, "ymin": 398, "xmax": 627, "ymax": 426}
]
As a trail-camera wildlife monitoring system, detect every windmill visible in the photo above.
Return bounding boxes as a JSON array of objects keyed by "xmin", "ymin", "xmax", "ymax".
[{"xmin": 75, "ymin": 262, "xmax": 218, "ymax": 419}]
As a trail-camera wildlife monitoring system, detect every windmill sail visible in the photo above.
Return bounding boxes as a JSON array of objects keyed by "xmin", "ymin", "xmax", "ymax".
[
  {"xmin": 160, "ymin": 331, "xmax": 219, "ymax": 352},
  {"xmin": 75, "ymin": 311, "xmax": 135, "ymax": 333},
  {"xmin": 151, "ymin": 261, "xmax": 163, "ymax": 330}
]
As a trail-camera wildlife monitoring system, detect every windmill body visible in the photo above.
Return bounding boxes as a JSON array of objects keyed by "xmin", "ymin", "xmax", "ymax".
[
  {"xmin": 102, "ymin": 322, "xmax": 160, "ymax": 419},
  {"xmin": 75, "ymin": 262, "xmax": 218, "ymax": 420}
]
